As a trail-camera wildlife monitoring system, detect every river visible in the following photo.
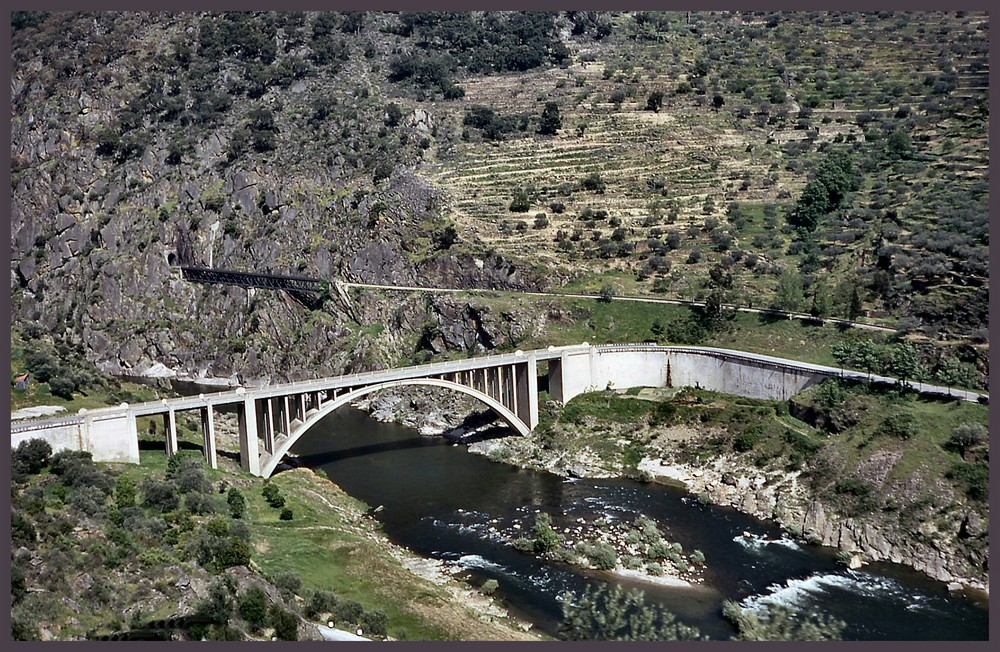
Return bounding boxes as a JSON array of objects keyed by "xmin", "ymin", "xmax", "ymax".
[{"xmin": 280, "ymin": 405, "xmax": 988, "ymax": 641}]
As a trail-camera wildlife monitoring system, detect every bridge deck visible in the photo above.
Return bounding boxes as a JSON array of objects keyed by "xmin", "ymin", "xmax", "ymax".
[{"xmin": 11, "ymin": 344, "xmax": 987, "ymax": 433}]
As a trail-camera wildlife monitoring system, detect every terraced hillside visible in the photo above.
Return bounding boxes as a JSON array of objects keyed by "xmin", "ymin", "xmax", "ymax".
[{"xmin": 410, "ymin": 11, "xmax": 988, "ymax": 337}]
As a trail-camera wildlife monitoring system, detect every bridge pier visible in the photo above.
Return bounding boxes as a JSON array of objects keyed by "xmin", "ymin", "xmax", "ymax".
[
  {"xmin": 200, "ymin": 406, "xmax": 217, "ymax": 469},
  {"xmin": 163, "ymin": 409, "xmax": 178, "ymax": 457},
  {"xmin": 515, "ymin": 355, "xmax": 539, "ymax": 429},
  {"xmin": 262, "ymin": 399, "xmax": 276, "ymax": 454},
  {"xmin": 238, "ymin": 396, "xmax": 261, "ymax": 476}
]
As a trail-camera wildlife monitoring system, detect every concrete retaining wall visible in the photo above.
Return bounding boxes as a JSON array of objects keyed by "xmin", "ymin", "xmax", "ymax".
[
  {"xmin": 555, "ymin": 347, "xmax": 831, "ymax": 404},
  {"xmin": 12, "ymin": 409, "xmax": 139, "ymax": 464}
]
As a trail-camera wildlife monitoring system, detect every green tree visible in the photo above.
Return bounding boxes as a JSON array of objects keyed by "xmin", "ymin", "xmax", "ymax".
[
  {"xmin": 810, "ymin": 281, "xmax": 831, "ymax": 318},
  {"xmin": 509, "ymin": 190, "xmax": 531, "ymax": 212},
  {"xmin": 227, "ymin": 488, "xmax": 247, "ymax": 519},
  {"xmin": 645, "ymin": 90, "xmax": 664, "ymax": 112},
  {"xmin": 538, "ymin": 101, "xmax": 561, "ymax": 135},
  {"xmin": 772, "ymin": 269, "xmax": 804, "ymax": 312},
  {"xmin": 239, "ymin": 585, "xmax": 270, "ymax": 632},
  {"xmin": 115, "ymin": 475, "xmax": 137, "ymax": 508},
  {"xmin": 722, "ymin": 601, "xmax": 845, "ymax": 640},
  {"xmin": 848, "ymin": 285, "xmax": 864, "ymax": 321},
  {"xmin": 949, "ymin": 423, "xmax": 987, "ymax": 457},
  {"xmin": 269, "ymin": 605, "xmax": 299, "ymax": 641},
  {"xmin": 559, "ymin": 585, "xmax": 703, "ymax": 640},
  {"xmin": 887, "ymin": 342, "xmax": 924, "ymax": 387},
  {"xmin": 12, "ymin": 438, "xmax": 52, "ymax": 478},
  {"xmin": 532, "ymin": 512, "xmax": 564, "ymax": 555},
  {"xmin": 936, "ymin": 357, "xmax": 980, "ymax": 395},
  {"xmin": 598, "ymin": 284, "xmax": 616, "ymax": 302}
]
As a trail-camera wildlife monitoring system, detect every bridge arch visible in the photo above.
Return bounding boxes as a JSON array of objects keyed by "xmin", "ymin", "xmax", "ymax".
[{"xmin": 259, "ymin": 377, "xmax": 531, "ymax": 478}]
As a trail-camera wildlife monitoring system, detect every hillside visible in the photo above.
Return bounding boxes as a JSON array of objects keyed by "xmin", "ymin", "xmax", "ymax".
[{"xmin": 9, "ymin": 11, "xmax": 989, "ymax": 391}]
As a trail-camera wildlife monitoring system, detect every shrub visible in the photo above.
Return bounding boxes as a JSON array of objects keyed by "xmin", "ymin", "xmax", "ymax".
[
  {"xmin": 274, "ymin": 572, "xmax": 301, "ymax": 595},
  {"xmin": 878, "ymin": 413, "xmax": 917, "ymax": 440},
  {"xmin": 581, "ymin": 172, "xmax": 606, "ymax": 193},
  {"xmin": 586, "ymin": 542, "xmax": 617, "ymax": 570},
  {"xmin": 279, "ymin": 507, "xmax": 294, "ymax": 521},
  {"xmin": 306, "ymin": 590, "xmax": 339, "ymax": 618},
  {"xmin": 185, "ymin": 492, "xmax": 218, "ymax": 515},
  {"xmin": 269, "ymin": 604, "xmax": 299, "ymax": 641},
  {"xmin": 143, "ymin": 479, "xmax": 181, "ymax": 513},
  {"xmin": 481, "ymin": 579, "xmax": 499, "ymax": 595},
  {"xmin": 947, "ymin": 462, "xmax": 988, "ymax": 501},
  {"xmin": 509, "ymin": 190, "xmax": 531, "ymax": 212},
  {"xmin": 227, "ymin": 488, "xmax": 247, "ymax": 519},
  {"xmin": 216, "ymin": 536, "xmax": 252, "ymax": 568},
  {"xmin": 333, "ymin": 599, "xmax": 364, "ymax": 625},
  {"xmin": 950, "ymin": 423, "xmax": 987, "ymax": 456},
  {"xmin": 533, "ymin": 512, "xmax": 564, "ymax": 555},
  {"xmin": 239, "ymin": 586, "xmax": 270, "ymax": 632},
  {"xmin": 360, "ymin": 609, "xmax": 388, "ymax": 637},
  {"xmin": 12, "ymin": 439, "xmax": 52, "ymax": 476}
]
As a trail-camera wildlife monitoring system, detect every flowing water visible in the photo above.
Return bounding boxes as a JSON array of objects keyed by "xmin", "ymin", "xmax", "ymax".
[{"xmin": 283, "ymin": 406, "xmax": 989, "ymax": 641}]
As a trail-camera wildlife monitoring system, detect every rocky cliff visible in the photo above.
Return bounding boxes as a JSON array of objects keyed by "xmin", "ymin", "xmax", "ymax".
[{"xmin": 10, "ymin": 12, "xmax": 552, "ymax": 383}]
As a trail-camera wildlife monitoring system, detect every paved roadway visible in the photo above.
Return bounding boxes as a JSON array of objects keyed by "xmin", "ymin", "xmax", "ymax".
[{"xmin": 10, "ymin": 344, "xmax": 986, "ymax": 433}]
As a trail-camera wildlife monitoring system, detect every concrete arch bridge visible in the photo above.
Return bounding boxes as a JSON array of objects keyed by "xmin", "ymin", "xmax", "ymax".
[{"xmin": 11, "ymin": 344, "xmax": 987, "ymax": 478}]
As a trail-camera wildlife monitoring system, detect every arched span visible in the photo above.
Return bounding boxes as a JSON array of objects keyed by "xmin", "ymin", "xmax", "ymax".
[{"xmin": 259, "ymin": 377, "xmax": 531, "ymax": 478}]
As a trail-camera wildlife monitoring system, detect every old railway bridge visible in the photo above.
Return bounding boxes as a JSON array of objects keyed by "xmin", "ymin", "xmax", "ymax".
[{"xmin": 11, "ymin": 344, "xmax": 986, "ymax": 478}]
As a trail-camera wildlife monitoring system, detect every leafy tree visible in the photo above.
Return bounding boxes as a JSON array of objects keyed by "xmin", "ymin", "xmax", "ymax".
[
  {"xmin": 532, "ymin": 512, "xmax": 564, "ymax": 554},
  {"xmin": 949, "ymin": 423, "xmax": 987, "ymax": 457},
  {"xmin": 538, "ymin": 101, "xmax": 561, "ymax": 135},
  {"xmin": 115, "ymin": 475, "xmax": 137, "ymax": 508},
  {"xmin": 886, "ymin": 342, "xmax": 924, "ymax": 387},
  {"xmin": 722, "ymin": 601, "xmax": 845, "ymax": 640},
  {"xmin": 772, "ymin": 269, "xmax": 804, "ymax": 311},
  {"xmin": 848, "ymin": 285, "xmax": 864, "ymax": 321},
  {"xmin": 645, "ymin": 90, "xmax": 664, "ymax": 112},
  {"xmin": 239, "ymin": 585, "xmax": 270, "ymax": 632},
  {"xmin": 559, "ymin": 585, "xmax": 703, "ymax": 640},
  {"xmin": 598, "ymin": 284, "xmax": 616, "ymax": 303},
  {"xmin": 810, "ymin": 281, "xmax": 831, "ymax": 318},
  {"xmin": 12, "ymin": 438, "xmax": 52, "ymax": 478},
  {"xmin": 789, "ymin": 149, "xmax": 859, "ymax": 231},
  {"xmin": 936, "ymin": 357, "xmax": 980, "ymax": 395},
  {"xmin": 227, "ymin": 488, "xmax": 246, "ymax": 519},
  {"xmin": 269, "ymin": 605, "xmax": 299, "ymax": 640},
  {"xmin": 509, "ymin": 190, "xmax": 531, "ymax": 212},
  {"xmin": 712, "ymin": 93, "xmax": 725, "ymax": 111},
  {"xmin": 216, "ymin": 536, "xmax": 252, "ymax": 568},
  {"xmin": 360, "ymin": 609, "xmax": 388, "ymax": 637}
]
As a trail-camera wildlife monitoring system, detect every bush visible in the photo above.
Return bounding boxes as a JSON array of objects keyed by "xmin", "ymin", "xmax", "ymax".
[
  {"xmin": 533, "ymin": 512, "xmax": 564, "ymax": 555},
  {"xmin": 333, "ymin": 599, "xmax": 364, "ymax": 625},
  {"xmin": 360, "ymin": 609, "xmax": 388, "ymax": 637},
  {"xmin": 585, "ymin": 542, "xmax": 617, "ymax": 570},
  {"xmin": 878, "ymin": 413, "xmax": 917, "ymax": 440},
  {"xmin": 279, "ymin": 507, "xmax": 293, "ymax": 520},
  {"xmin": 481, "ymin": 579, "xmax": 499, "ymax": 595},
  {"xmin": 950, "ymin": 423, "xmax": 987, "ymax": 456},
  {"xmin": 239, "ymin": 586, "xmax": 270, "ymax": 632},
  {"xmin": 269, "ymin": 605, "xmax": 299, "ymax": 641},
  {"xmin": 185, "ymin": 492, "xmax": 218, "ymax": 515},
  {"xmin": 306, "ymin": 590, "xmax": 339, "ymax": 618},
  {"xmin": 12, "ymin": 439, "xmax": 52, "ymax": 476},
  {"xmin": 143, "ymin": 479, "xmax": 181, "ymax": 513},
  {"xmin": 216, "ymin": 536, "xmax": 252, "ymax": 568},
  {"xmin": 274, "ymin": 572, "xmax": 301, "ymax": 595},
  {"xmin": 227, "ymin": 488, "xmax": 246, "ymax": 519},
  {"xmin": 509, "ymin": 190, "xmax": 531, "ymax": 212},
  {"xmin": 947, "ymin": 462, "xmax": 988, "ymax": 501}
]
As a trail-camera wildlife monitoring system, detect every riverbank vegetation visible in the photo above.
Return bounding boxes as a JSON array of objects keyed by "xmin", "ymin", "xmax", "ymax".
[
  {"xmin": 477, "ymin": 380, "xmax": 988, "ymax": 589},
  {"xmin": 10, "ymin": 440, "xmax": 540, "ymax": 641}
]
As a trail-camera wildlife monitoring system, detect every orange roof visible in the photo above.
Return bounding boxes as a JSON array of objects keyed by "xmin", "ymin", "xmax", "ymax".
[{"xmin": 14, "ymin": 373, "xmax": 29, "ymax": 382}]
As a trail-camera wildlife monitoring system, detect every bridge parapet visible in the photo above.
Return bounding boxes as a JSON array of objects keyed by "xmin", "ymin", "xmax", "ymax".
[{"xmin": 11, "ymin": 344, "xmax": 986, "ymax": 475}]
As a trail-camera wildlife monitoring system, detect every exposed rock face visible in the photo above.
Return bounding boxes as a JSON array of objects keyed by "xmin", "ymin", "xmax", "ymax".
[
  {"xmin": 661, "ymin": 454, "xmax": 989, "ymax": 593},
  {"xmin": 9, "ymin": 14, "xmax": 547, "ymax": 385}
]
